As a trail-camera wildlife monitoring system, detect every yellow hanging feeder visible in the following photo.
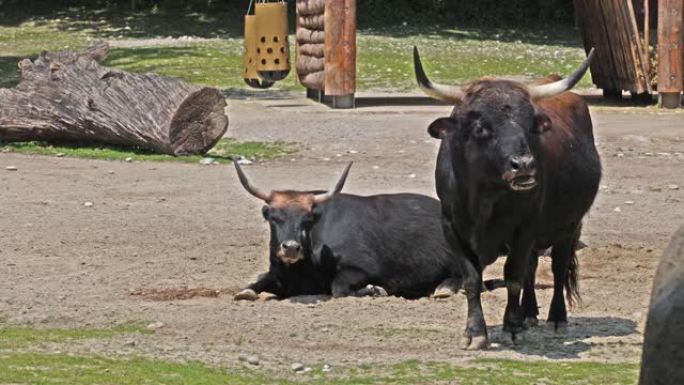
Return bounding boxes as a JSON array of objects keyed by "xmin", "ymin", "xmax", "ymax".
[
  {"xmin": 243, "ymin": 0, "xmax": 290, "ymax": 88},
  {"xmin": 254, "ymin": 0, "xmax": 291, "ymax": 82},
  {"xmin": 243, "ymin": 6, "xmax": 274, "ymax": 89}
]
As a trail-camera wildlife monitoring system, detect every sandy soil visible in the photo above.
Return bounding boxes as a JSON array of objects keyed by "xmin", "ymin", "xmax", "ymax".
[{"xmin": 0, "ymin": 96, "xmax": 682, "ymax": 371}]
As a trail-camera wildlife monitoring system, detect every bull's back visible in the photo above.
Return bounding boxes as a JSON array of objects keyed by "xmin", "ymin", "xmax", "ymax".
[
  {"xmin": 536, "ymin": 92, "xmax": 601, "ymax": 242},
  {"xmin": 317, "ymin": 193, "xmax": 459, "ymax": 298}
]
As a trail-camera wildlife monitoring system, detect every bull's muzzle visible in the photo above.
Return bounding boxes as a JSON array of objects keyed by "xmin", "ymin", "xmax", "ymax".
[
  {"xmin": 278, "ymin": 240, "xmax": 304, "ymax": 265},
  {"xmin": 503, "ymin": 155, "xmax": 537, "ymax": 191}
]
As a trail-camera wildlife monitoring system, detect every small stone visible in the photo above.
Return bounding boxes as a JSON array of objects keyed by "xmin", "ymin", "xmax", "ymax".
[
  {"xmin": 348, "ymin": 150, "xmax": 358, "ymax": 154},
  {"xmin": 146, "ymin": 321, "xmax": 164, "ymax": 331},
  {"xmin": 372, "ymin": 165, "xmax": 379, "ymax": 170},
  {"xmin": 56, "ymin": 153, "xmax": 65, "ymax": 157},
  {"xmin": 322, "ymin": 364, "xmax": 332, "ymax": 372},
  {"xmin": 624, "ymin": 200, "xmax": 635, "ymax": 205},
  {"xmin": 668, "ymin": 184, "xmax": 680, "ymax": 190},
  {"xmin": 657, "ymin": 152, "xmax": 671, "ymax": 157},
  {"xmin": 335, "ymin": 153, "xmax": 342, "ymax": 157},
  {"xmin": 322, "ymin": 157, "xmax": 331, "ymax": 162},
  {"xmin": 125, "ymin": 157, "xmax": 133, "ymax": 163},
  {"xmin": 291, "ymin": 363, "xmax": 305, "ymax": 372},
  {"xmin": 408, "ymin": 173, "xmax": 416, "ymax": 178},
  {"xmin": 199, "ymin": 157, "xmax": 215, "ymax": 165},
  {"xmin": 614, "ymin": 207, "xmax": 622, "ymax": 213},
  {"xmin": 123, "ymin": 340, "xmax": 137, "ymax": 347},
  {"xmin": 83, "ymin": 201, "xmax": 94, "ymax": 207},
  {"xmin": 614, "ymin": 152, "xmax": 624, "ymax": 158},
  {"xmin": 236, "ymin": 157, "xmax": 253, "ymax": 165},
  {"xmin": 5, "ymin": 166, "xmax": 17, "ymax": 171},
  {"xmin": 246, "ymin": 356, "xmax": 260, "ymax": 366},
  {"xmin": 302, "ymin": 367, "xmax": 312, "ymax": 373},
  {"xmin": 238, "ymin": 355, "xmax": 247, "ymax": 362},
  {"xmin": 107, "ymin": 170, "xmax": 115, "ymax": 175},
  {"xmin": 650, "ymin": 186, "xmax": 663, "ymax": 192}
]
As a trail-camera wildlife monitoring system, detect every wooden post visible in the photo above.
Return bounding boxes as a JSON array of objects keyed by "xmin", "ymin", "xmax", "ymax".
[
  {"xmin": 657, "ymin": 0, "xmax": 683, "ymax": 108},
  {"xmin": 324, "ymin": 0, "xmax": 356, "ymax": 109},
  {"xmin": 644, "ymin": 0, "xmax": 650, "ymax": 75}
]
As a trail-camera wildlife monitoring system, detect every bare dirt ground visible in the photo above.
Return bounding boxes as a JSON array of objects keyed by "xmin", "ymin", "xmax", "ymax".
[{"xmin": 1, "ymin": 94, "xmax": 682, "ymax": 371}]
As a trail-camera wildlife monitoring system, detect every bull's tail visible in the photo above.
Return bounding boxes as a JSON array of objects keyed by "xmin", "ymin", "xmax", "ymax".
[{"xmin": 565, "ymin": 238, "xmax": 581, "ymax": 308}]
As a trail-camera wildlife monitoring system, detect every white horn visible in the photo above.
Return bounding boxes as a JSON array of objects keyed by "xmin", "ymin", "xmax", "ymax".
[
  {"xmin": 313, "ymin": 162, "xmax": 353, "ymax": 204},
  {"xmin": 413, "ymin": 46, "xmax": 465, "ymax": 104},
  {"xmin": 528, "ymin": 48, "xmax": 596, "ymax": 100}
]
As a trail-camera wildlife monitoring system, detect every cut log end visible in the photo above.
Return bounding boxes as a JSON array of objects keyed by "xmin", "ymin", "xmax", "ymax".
[{"xmin": 169, "ymin": 88, "xmax": 229, "ymax": 155}]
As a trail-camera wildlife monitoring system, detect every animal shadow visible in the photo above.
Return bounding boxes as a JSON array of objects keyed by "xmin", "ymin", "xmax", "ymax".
[{"xmin": 488, "ymin": 316, "xmax": 638, "ymax": 359}]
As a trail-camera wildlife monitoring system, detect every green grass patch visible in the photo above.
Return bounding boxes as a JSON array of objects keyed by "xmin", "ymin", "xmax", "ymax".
[
  {"xmin": 1, "ymin": 138, "xmax": 297, "ymax": 163},
  {"xmin": 0, "ymin": 12, "xmax": 591, "ymax": 92},
  {"xmin": 0, "ymin": 324, "xmax": 151, "ymax": 350},
  {"xmin": 0, "ymin": 352, "xmax": 639, "ymax": 385}
]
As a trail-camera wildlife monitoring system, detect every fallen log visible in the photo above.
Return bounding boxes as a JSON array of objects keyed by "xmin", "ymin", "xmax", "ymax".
[{"xmin": 0, "ymin": 42, "xmax": 228, "ymax": 155}]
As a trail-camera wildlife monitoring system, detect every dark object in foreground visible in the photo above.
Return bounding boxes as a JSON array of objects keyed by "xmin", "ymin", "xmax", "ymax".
[
  {"xmin": 639, "ymin": 225, "xmax": 684, "ymax": 385},
  {"xmin": 232, "ymin": 161, "xmax": 465, "ymax": 300},
  {"xmin": 415, "ymin": 47, "xmax": 601, "ymax": 350},
  {"xmin": 0, "ymin": 42, "xmax": 228, "ymax": 155}
]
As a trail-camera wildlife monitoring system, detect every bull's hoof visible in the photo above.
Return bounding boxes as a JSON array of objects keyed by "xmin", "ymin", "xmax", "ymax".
[
  {"xmin": 524, "ymin": 316, "xmax": 539, "ymax": 328},
  {"xmin": 259, "ymin": 292, "xmax": 278, "ymax": 301},
  {"xmin": 503, "ymin": 330, "xmax": 526, "ymax": 345},
  {"xmin": 550, "ymin": 320, "xmax": 569, "ymax": 333},
  {"xmin": 370, "ymin": 285, "xmax": 388, "ymax": 297},
  {"xmin": 234, "ymin": 288, "xmax": 258, "ymax": 301},
  {"xmin": 462, "ymin": 335, "xmax": 490, "ymax": 350},
  {"xmin": 432, "ymin": 286, "xmax": 456, "ymax": 299}
]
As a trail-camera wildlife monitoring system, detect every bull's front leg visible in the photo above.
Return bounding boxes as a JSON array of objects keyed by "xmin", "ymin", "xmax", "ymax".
[
  {"xmin": 234, "ymin": 272, "xmax": 283, "ymax": 301},
  {"xmin": 441, "ymin": 216, "xmax": 489, "ymax": 350},
  {"xmin": 503, "ymin": 230, "xmax": 535, "ymax": 343}
]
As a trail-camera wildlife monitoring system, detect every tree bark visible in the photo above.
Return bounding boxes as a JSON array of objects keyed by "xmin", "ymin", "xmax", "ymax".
[{"xmin": 0, "ymin": 42, "xmax": 228, "ymax": 155}]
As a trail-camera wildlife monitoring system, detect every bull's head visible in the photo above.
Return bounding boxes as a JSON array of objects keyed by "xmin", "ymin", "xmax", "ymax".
[
  {"xmin": 414, "ymin": 47, "xmax": 594, "ymax": 192},
  {"xmin": 234, "ymin": 161, "xmax": 352, "ymax": 265}
]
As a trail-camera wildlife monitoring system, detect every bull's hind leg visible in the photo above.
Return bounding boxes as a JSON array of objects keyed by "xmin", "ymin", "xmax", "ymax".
[
  {"xmin": 548, "ymin": 233, "xmax": 580, "ymax": 330},
  {"xmin": 331, "ymin": 268, "xmax": 371, "ymax": 298},
  {"xmin": 521, "ymin": 250, "xmax": 540, "ymax": 327}
]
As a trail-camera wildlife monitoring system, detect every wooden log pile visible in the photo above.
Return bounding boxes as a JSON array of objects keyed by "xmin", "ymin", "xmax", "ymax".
[
  {"xmin": 296, "ymin": 0, "xmax": 326, "ymax": 89},
  {"xmin": 0, "ymin": 42, "xmax": 229, "ymax": 155},
  {"xmin": 573, "ymin": 0, "xmax": 652, "ymax": 97}
]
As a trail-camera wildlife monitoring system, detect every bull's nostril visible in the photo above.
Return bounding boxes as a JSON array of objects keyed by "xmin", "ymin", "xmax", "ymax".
[{"xmin": 510, "ymin": 157, "xmax": 521, "ymax": 171}]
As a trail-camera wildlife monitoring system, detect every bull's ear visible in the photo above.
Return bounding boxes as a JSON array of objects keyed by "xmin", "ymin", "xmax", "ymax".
[
  {"xmin": 428, "ymin": 117, "xmax": 456, "ymax": 139},
  {"xmin": 532, "ymin": 111, "xmax": 552, "ymax": 134}
]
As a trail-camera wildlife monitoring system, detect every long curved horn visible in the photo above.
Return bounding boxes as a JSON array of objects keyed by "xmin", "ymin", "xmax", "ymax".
[
  {"xmin": 313, "ymin": 162, "xmax": 353, "ymax": 204},
  {"xmin": 233, "ymin": 160, "xmax": 271, "ymax": 201},
  {"xmin": 528, "ymin": 48, "xmax": 596, "ymax": 100},
  {"xmin": 413, "ymin": 46, "xmax": 465, "ymax": 104}
]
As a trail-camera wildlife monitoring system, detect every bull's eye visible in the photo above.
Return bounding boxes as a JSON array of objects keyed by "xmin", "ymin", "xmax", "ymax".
[
  {"xmin": 472, "ymin": 122, "xmax": 491, "ymax": 140},
  {"xmin": 301, "ymin": 215, "xmax": 317, "ymax": 229}
]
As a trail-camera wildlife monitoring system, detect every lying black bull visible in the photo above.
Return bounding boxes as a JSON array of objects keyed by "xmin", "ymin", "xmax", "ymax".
[
  {"xmin": 415, "ymin": 47, "xmax": 601, "ymax": 349},
  {"xmin": 232, "ymin": 161, "xmax": 467, "ymax": 300}
]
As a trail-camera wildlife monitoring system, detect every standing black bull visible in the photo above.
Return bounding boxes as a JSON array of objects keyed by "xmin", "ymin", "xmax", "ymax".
[
  {"xmin": 232, "ymin": 161, "xmax": 465, "ymax": 300},
  {"xmin": 414, "ymin": 47, "xmax": 601, "ymax": 349}
]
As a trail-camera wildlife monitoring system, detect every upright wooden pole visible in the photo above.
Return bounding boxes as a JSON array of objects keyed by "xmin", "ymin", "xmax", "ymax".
[
  {"xmin": 657, "ymin": 0, "xmax": 683, "ymax": 108},
  {"xmin": 324, "ymin": 0, "xmax": 356, "ymax": 108},
  {"xmin": 644, "ymin": 0, "xmax": 650, "ymax": 75}
]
